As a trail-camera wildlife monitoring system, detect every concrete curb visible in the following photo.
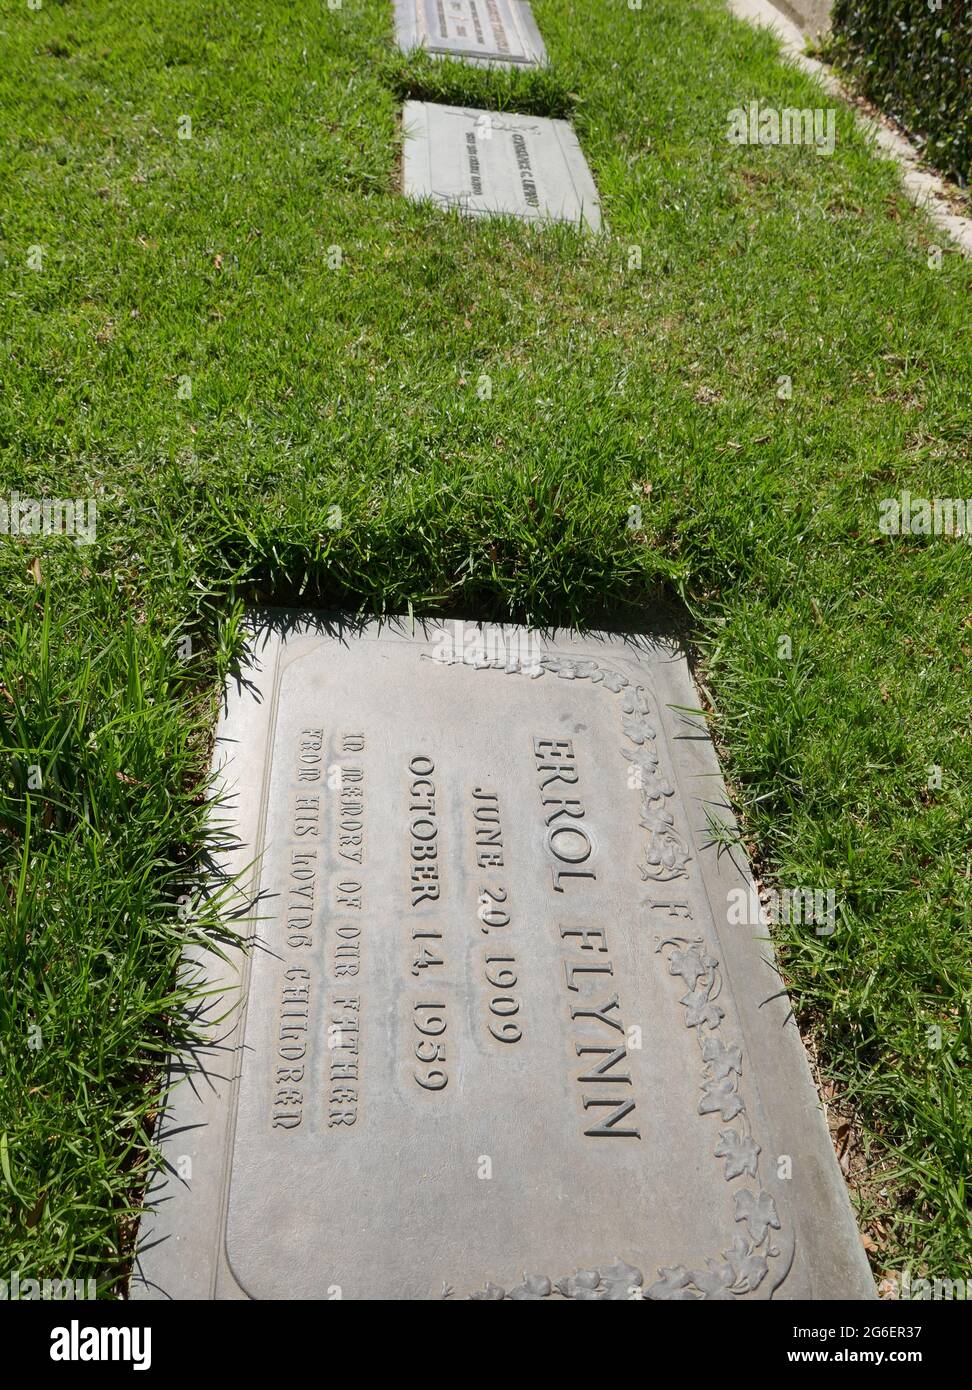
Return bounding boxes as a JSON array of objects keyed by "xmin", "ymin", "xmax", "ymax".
[{"xmin": 728, "ymin": 0, "xmax": 972, "ymax": 257}]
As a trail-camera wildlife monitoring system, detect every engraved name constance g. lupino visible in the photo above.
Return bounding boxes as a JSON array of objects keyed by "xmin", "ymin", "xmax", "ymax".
[
  {"xmin": 401, "ymin": 104, "xmax": 603, "ymax": 230},
  {"xmin": 133, "ymin": 619, "xmax": 875, "ymax": 1301}
]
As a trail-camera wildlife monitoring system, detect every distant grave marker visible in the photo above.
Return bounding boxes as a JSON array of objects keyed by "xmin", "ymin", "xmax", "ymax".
[
  {"xmin": 402, "ymin": 101, "xmax": 603, "ymax": 229},
  {"xmin": 393, "ymin": 0, "xmax": 547, "ymax": 68}
]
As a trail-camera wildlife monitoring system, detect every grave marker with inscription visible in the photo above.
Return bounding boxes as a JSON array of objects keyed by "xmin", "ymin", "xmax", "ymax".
[
  {"xmin": 132, "ymin": 616, "xmax": 874, "ymax": 1301},
  {"xmin": 393, "ymin": 0, "xmax": 548, "ymax": 67},
  {"xmin": 402, "ymin": 101, "xmax": 603, "ymax": 230}
]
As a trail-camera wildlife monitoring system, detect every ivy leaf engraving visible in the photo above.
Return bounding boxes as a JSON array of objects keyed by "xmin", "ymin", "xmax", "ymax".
[
  {"xmin": 733, "ymin": 1188, "xmax": 781, "ymax": 1245},
  {"xmin": 600, "ymin": 669, "xmax": 628, "ymax": 693},
  {"xmin": 624, "ymin": 743, "xmax": 659, "ymax": 774},
  {"xmin": 702, "ymin": 1036, "xmax": 742, "ymax": 1079},
  {"xmin": 645, "ymin": 1266, "xmax": 700, "ymax": 1301},
  {"xmin": 642, "ymin": 830, "xmax": 692, "ymax": 879},
  {"xmin": 668, "ymin": 946, "xmax": 709, "ymax": 990},
  {"xmin": 558, "ymin": 1269, "xmax": 601, "ymax": 1299},
  {"xmin": 688, "ymin": 1260, "xmax": 736, "ymax": 1300},
  {"xmin": 622, "ymin": 711, "xmax": 651, "ymax": 744},
  {"xmin": 714, "ymin": 1128, "xmax": 760, "ymax": 1179},
  {"xmin": 544, "ymin": 657, "xmax": 584, "ymax": 679},
  {"xmin": 621, "ymin": 685, "xmax": 650, "ymax": 715},
  {"xmin": 507, "ymin": 1273, "xmax": 551, "ymax": 1300},
  {"xmin": 639, "ymin": 773, "xmax": 675, "ymax": 810},
  {"xmin": 598, "ymin": 1258, "xmax": 643, "ymax": 1300},
  {"xmin": 680, "ymin": 988, "xmax": 725, "ymax": 1030},
  {"xmin": 699, "ymin": 1076, "xmax": 745, "ymax": 1121},
  {"xmin": 724, "ymin": 1235, "xmax": 769, "ymax": 1293}
]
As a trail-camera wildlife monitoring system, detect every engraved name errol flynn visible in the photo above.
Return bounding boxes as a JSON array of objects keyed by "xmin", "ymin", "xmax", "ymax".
[{"xmin": 533, "ymin": 736, "xmax": 639, "ymax": 1139}]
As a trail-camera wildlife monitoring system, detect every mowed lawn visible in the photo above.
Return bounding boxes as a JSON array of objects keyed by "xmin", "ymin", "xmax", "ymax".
[{"xmin": 0, "ymin": 0, "xmax": 969, "ymax": 1293}]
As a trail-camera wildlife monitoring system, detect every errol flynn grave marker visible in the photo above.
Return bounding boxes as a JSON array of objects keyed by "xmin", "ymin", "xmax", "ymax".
[
  {"xmin": 132, "ymin": 616, "xmax": 874, "ymax": 1300},
  {"xmin": 402, "ymin": 101, "xmax": 603, "ymax": 230},
  {"xmin": 393, "ymin": 0, "xmax": 548, "ymax": 67}
]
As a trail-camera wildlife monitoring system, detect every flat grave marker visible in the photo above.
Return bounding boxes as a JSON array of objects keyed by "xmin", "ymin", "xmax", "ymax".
[
  {"xmin": 393, "ymin": 0, "xmax": 548, "ymax": 67},
  {"xmin": 401, "ymin": 101, "xmax": 603, "ymax": 230},
  {"xmin": 132, "ymin": 616, "xmax": 874, "ymax": 1301}
]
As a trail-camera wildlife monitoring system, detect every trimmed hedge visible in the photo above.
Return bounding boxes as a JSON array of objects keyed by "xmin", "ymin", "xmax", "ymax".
[{"xmin": 828, "ymin": 0, "xmax": 971, "ymax": 184}]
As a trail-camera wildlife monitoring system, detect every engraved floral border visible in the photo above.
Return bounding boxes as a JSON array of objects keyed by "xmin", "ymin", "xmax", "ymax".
[
  {"xmin": 426, "ymin": 644, "xmax": 795, "ymax": 1300},
  {"xmin": 425, "ymin": 646, "xmax": 693, "ymax": 888}
]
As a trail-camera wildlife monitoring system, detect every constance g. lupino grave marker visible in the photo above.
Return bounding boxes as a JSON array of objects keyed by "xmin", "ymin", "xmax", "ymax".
[
  {"xmin": 402, "ymin": 101, "xmax": 603, "ymax": 229},
  {"xmin": 393, "ymin": 0, "xmax": 548, "ymax": 67},
  {"xmin": 132, "ymin": 615, "xmax": 874, "ymax": 1300}
]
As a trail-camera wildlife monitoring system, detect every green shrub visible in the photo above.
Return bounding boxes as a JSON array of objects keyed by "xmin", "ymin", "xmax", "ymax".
[{"xmin": 828, "ymin": 1, "xmax": 971, "ymax": 183}]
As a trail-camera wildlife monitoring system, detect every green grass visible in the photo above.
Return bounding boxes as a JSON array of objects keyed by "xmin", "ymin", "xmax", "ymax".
[{"xmin": 0, "ymin": 0, "xmax": 969, "ymax": 1293}]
